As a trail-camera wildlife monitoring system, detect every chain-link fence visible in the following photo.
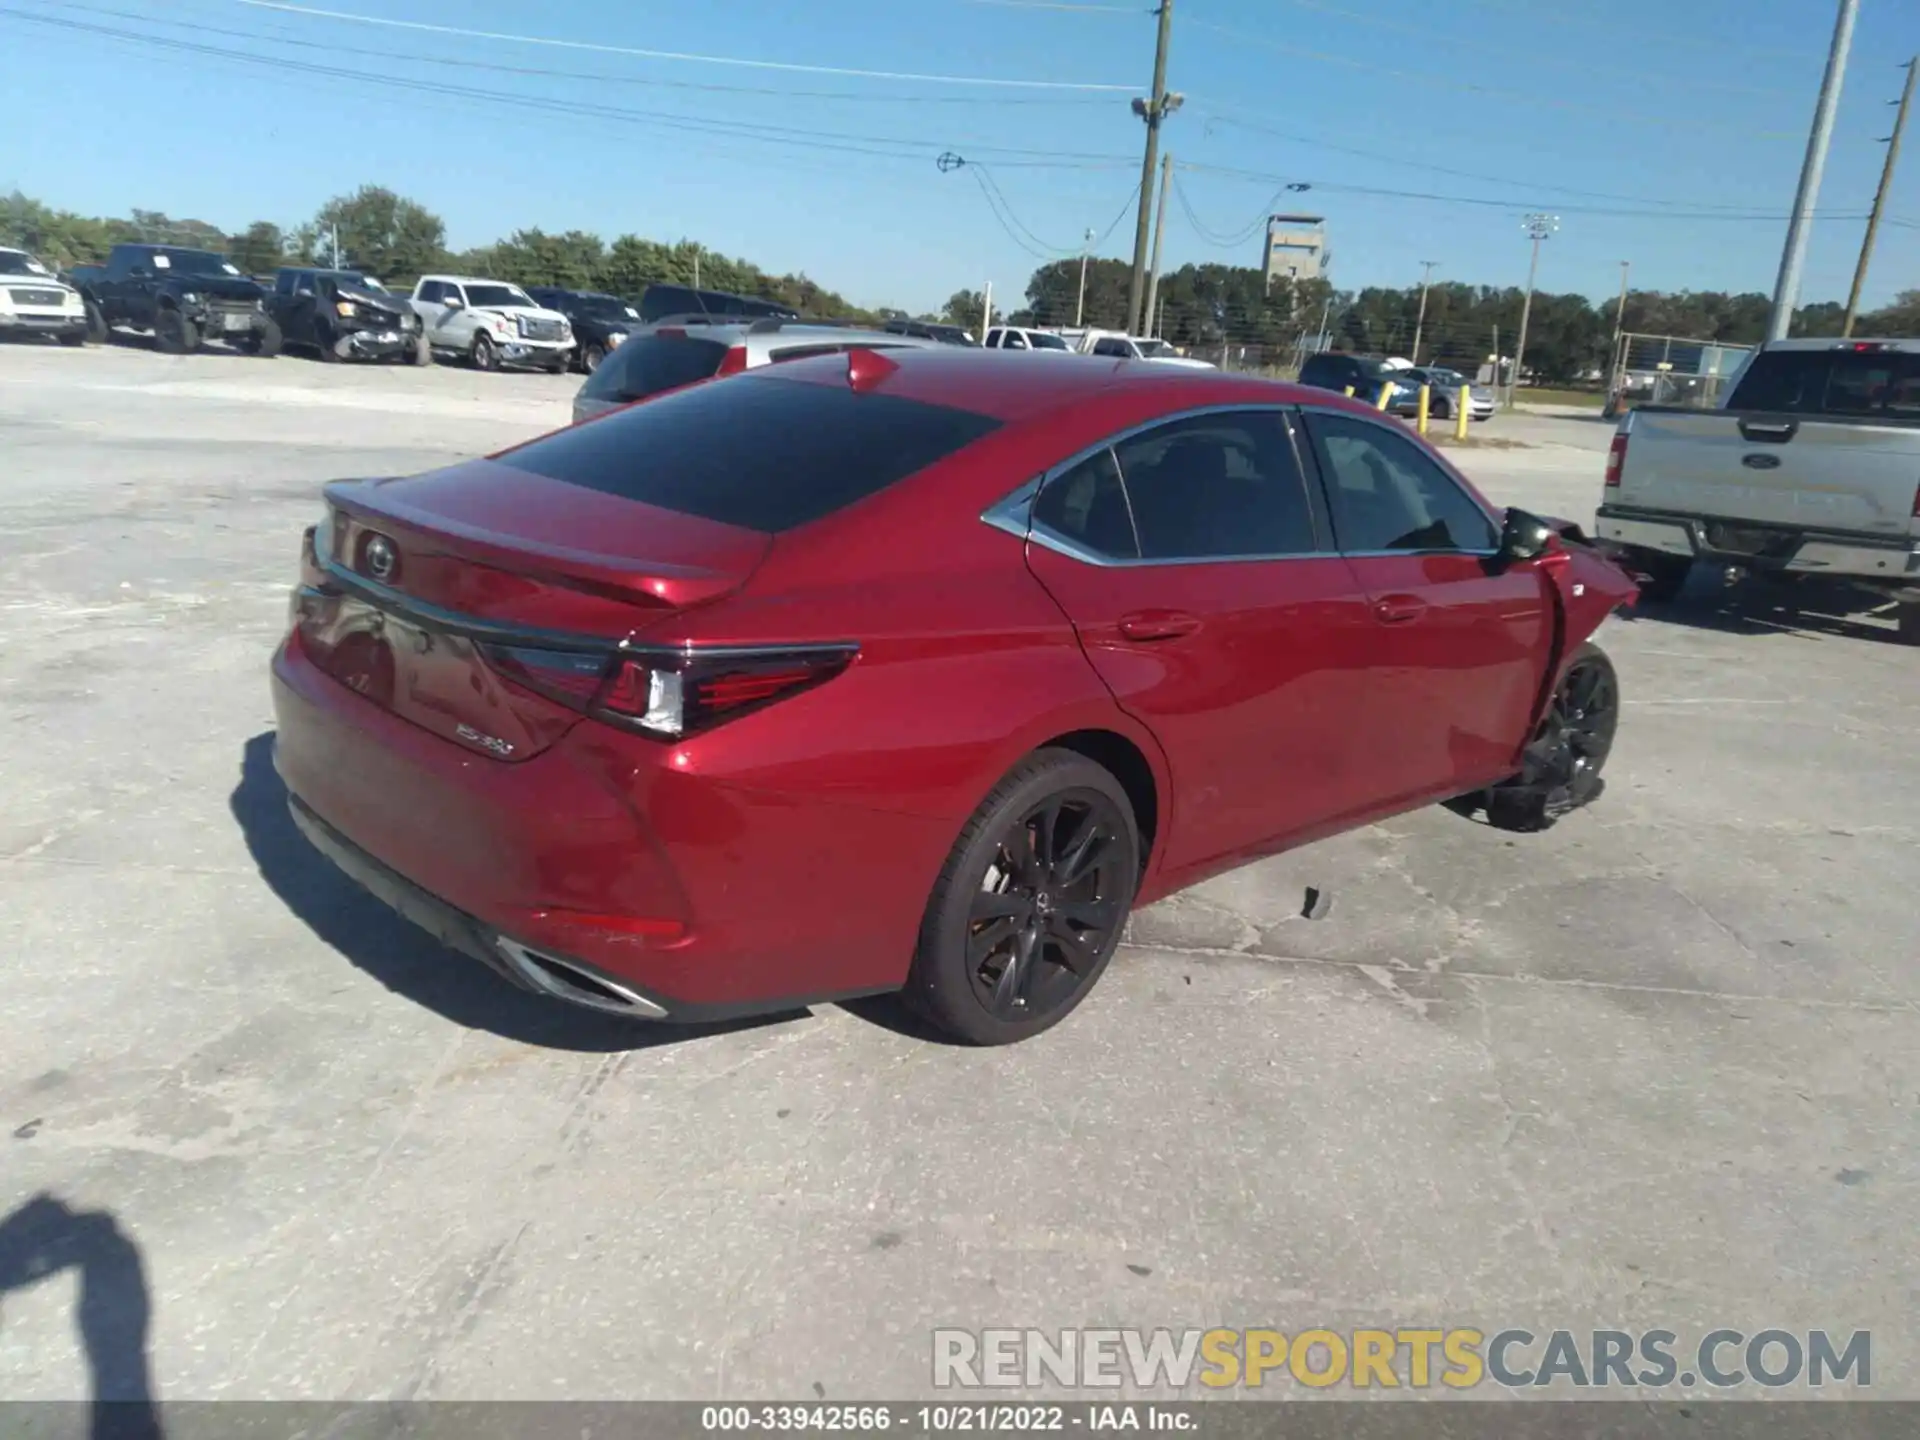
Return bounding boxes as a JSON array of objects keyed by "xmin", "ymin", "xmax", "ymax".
[{"xmin": 1607, "ymin": 331, "xmax": 1753, "ymax": 412}]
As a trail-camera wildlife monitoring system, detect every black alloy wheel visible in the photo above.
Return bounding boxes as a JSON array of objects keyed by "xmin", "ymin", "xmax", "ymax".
[
  {"xmin": 905, "ymin": 749, "xmax": 1140, "ymax": 1045},
  {"xmin": 1487, "ymin": 642, "xmax": 1619, "ymax": 832},
  {"xmin": 155, "ymin": 308, "xmax": 198, "ymax": 355},
  {"xmin": 583, "ymin": 342, "xmax": 607, "ymax": 373}
]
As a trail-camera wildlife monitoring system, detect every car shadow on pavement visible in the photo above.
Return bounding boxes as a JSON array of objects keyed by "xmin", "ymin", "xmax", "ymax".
[
  {"xmin": 0, "ymin": 1195, "xmax": 163, "ymax": 1440},
  {"xmin": 1619, "ymin": 571, "xmax": 1902, "ymax": 646},
  {"xmin": 230, "ymin": 733, "xmax": 799, "ymax": 1053}
]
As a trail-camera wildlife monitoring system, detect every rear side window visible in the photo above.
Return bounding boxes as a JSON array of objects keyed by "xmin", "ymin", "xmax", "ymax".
[
  {"xmin": 502, "ymin": 373, "xmax": 1004, "ymax": 532},
  {"xmin": 638, "ymin": 285, "xmax": 702, "ymax": 322},
  {"xmin": 1729, "ymin": 349, "xmax": 1920, "ymax": 416},
  {"xmin": 580, "ymin": 334, "xmax": 729, "ymax": 403}
]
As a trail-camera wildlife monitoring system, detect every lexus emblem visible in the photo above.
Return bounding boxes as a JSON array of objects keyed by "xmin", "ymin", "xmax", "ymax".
[{"xmin": 364, "ymin": 534, "xmax": 398, "ymax": 582}]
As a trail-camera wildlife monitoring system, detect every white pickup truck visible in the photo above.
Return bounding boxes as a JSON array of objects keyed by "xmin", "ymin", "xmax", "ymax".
[
  {"xmin": 1598, "ymin": 337, "xmax": 1920, "ymax": 641},
  {"xmin": 409, "ymin": 275, "xmax": 574, "ymax": 372}
]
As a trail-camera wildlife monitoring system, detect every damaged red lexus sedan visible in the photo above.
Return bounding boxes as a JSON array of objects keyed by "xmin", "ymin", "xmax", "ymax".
[{"xmin": 270, "ymin": 347, "xmax": 1636, "ymax": 1045}]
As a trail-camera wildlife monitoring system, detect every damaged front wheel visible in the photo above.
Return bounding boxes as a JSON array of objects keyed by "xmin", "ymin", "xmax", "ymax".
[{"xmin": 1454, "ymin": 641, "xmax": 1620, "ymax": 834}]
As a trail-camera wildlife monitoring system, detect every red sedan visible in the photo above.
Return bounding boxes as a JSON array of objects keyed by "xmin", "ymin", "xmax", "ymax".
[{"xmin": 270, "ymin": 347, "xmax": 1635, "ymax": 1045}]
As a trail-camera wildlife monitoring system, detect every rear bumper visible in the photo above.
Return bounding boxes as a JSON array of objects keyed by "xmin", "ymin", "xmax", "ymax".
[
  {"xmin": 1595, "ymin": 503, "xmax": 1920, "ymax": 594},
  {"xmin": 269, "ymin": 630, "xmax": 941, "ymax": 1020}
]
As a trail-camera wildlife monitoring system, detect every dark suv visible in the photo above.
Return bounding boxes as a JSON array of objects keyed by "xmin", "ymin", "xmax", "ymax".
[
  {"xmin": 525, "ymin": 287, "xmax": 642, "ymax": 373},
  {"xmin": 632, "ymin": 283, "xmax": 799, "ymax": 325},
  {"xmin": 1298, "ymin": 352, "xmax": 1420, "ymax": 415}
]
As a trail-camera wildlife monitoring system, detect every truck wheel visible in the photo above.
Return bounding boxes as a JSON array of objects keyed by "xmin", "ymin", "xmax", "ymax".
[
  {"xmin": 1897, "ymin": 602, "xmax": 1920, "ymax": 647},
  {"xmin": 314, "ymin": 321, "xmax": 340, "ymax": 362},
  {"xmin": 406, "ymin": 334, "xmax": 432, "ymax": 366},
  {"xmin": 582, "ymin": 342, "xmax": 607, "ymax": 374},
  {"xmin": 544, "ymin": 356, "xmax": 569, "ymax": 375},
  {"xmin": 84, "ymin": 300, "xmax": 109, "ymax": 345},
  {"xmin": 155, "ymin": 309, "xmax": 198, "ymax": 355},
  {"xmin": 1623, "ymin": 548, "xmax": 1690, "ymax": 604},
  {"xmin": 254, "ymin": 316, "xmax": 283, "ymax": 359},
  {"xmin": 471, "ymin": 333, "xmax": 499, "ymax": 371}
]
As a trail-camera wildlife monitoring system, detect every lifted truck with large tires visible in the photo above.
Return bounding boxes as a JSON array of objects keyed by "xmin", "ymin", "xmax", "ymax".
[
  {"xmin": 67, "ymin": 243, "xmax": 282, "ymax": 356},
  {"xmin": 1598, "ymin": 337, "xmax": 1920, "ymax": 642}
]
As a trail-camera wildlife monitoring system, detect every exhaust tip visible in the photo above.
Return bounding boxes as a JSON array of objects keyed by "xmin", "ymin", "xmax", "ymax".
[{"xmin": 495, "ymin": 938, "xmax": 669, "ymax": 1019}]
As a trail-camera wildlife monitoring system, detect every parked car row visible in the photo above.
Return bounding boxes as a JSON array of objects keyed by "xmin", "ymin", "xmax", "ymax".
[{"xmin": 1297, "ymin": 352, "xmax": 1497, "ymax": 422}]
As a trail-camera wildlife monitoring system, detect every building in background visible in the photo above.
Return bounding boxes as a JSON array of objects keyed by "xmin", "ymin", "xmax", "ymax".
[{"xmin": 1262, "ymin": 215, "xmax": 1326, "ymax": 288}]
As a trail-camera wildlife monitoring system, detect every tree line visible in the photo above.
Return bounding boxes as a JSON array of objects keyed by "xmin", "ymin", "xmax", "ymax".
[
  {"xmin": 1, "ymin": 186, "xmax": 888, "ymax": 323},
  {"xmin": 7, "ymin": 185, "xmax": 1917, "ymax": 381}
]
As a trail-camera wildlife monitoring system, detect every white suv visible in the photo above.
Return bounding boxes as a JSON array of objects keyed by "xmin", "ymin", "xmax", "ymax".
[
  {"xmin": 0, "ymin": 247, "xmax": 87, "ymax": 346},
  {"xmin": 983, "ymin": 326, "xmax": 1073, "ymax": 353},
  {"xmin": 409, "ymin": 276, "xmax": 573, "ymax": 372}
]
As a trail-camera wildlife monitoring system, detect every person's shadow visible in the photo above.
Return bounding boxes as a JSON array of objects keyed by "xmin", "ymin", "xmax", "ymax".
[
  {"xmin": 229, "ymin": 732, "xmax": 795, "ymax": 1051},
  {"xmin": 0, "ymin": 1195, "xmax": 162, "ymax": 1440}
]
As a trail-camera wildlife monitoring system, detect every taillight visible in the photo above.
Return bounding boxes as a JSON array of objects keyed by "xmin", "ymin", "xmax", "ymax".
[
  {"xmin": 594, "ymin": 646, "xmax": 856, "ymax": 738},
  {"xmin": 1912, "ymin": 480, "xmax": 1920, "ymax": 518},
  {"xmin": 479, "ymin": 642, "xmax": 856, "ymax": 738},
  {"xmin": 1604, "ymin": 432, "xmax": 1627, "ymax": 488},
  {"xmin": 714, "ymin": 344, "xmax": 749, "ymax": 377}
]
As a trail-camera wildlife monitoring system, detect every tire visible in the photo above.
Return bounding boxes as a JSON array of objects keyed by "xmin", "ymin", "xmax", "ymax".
[
  {"xmin": 1622, "ymin": 547, "xmax": 1690, "ymax": 604},
  {"xmin": 471, "ymin": 333, "xmax": 498, "ymax": 371},
  {"xmin": 313, "ymin": 320, "xmax": 339, "ymax": 362},
  {"xmin": 405, "ymin": 334, "xmax": 432, "ymax": 366},
  {"xmin": 902, "ymin": 748, "xmax": 1141, "ymax": 1046},
  {"xmin": 154, "ymin": 308, "xmax": 198, "ymax": 355},
  {"xmin": 254, "ymin": 315, "xmax": 283, "ymax": 359},
  {"xmin": 58, "ymin": 329, "xmax": 87, "ymax": 348},
  {"xmin": 1897, "ymin": 601, "xmax": 1920, "ymax": 646},
  {"xmin": 84, "ymin": 299, "xmax": 109, "ymax": 345},
  {"xmin": 582, "ymin": 342, "xmax": 607, "ymax": 374},
  {"xmin": 1431, "ymin": 397, "xmax": 1451, "ymax": 421},
  {"xmin": 546, "ymin": 357, "xmax": 569, "ymax": 374},
  {"xmin": 1485, "ymin": 641, "xmax": 1620, "ymax": 834}
]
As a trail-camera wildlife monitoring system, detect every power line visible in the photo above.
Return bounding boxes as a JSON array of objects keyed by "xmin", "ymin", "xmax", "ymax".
[
  {"xmin": 35, "ymin": 0, "xmax": 1120, "ymax": 105},
  {"xmin": 1447, "ymin": 0, "xmax": 1816, "ymax": 64},
  {"xmin": 0, "ymin": 7, "xmax": 1140, "ymax": 170},
  {"xmin": 1181, "ymin": 13, "xmax": 1802, "ymax": 139},
  {"xmin": 949, "ymin": 0, "xmax": 1146, "ymax": 12},
  {"xmin": 951, "ymin": 158, "xmax": 1140, "ymax": 258},
  {"xmin": 1227, "ymin": 0, "xmax": 1795, "ymax": 98},
  {"xmin": 1175, "ymin": 160, "xmax": 1873, "ymax": 223},
  {"xmin": 231, "ymin": 0, "xmax": 1139, "ymax": 90}
]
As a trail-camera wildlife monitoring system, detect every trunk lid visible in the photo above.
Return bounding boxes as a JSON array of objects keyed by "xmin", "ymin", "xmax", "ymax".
[{"xmin": 298, "ymin": 458, "xmax": 772, "ymax": 761}]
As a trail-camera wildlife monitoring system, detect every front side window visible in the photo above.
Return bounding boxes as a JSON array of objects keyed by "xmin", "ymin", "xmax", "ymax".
[{"xmin": 1303, "ymin": 412, "xmax": 1499, "ymax": 553}]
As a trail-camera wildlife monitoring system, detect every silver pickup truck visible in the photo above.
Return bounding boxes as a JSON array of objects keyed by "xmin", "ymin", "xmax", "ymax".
[{"xmin": 1596, "ymin": 337, "xmax": 1920, "ymax": 642}]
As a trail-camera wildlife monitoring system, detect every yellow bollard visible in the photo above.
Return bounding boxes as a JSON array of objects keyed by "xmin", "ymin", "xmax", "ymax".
[
  {"xmin": 1454, "ymin": 386, "xmax": 1471, "ymax": 441},
  {"xmin": 1343, "ymin": 385, "xmax": 1354, "ymax": 397},
  {"xmin": 1375, "ymin": 381, "xmax": 1393, "ymax": 412},
  {"xmin": 1416, "ymin": 384, "xmax": 1431, "ymax": 435}
]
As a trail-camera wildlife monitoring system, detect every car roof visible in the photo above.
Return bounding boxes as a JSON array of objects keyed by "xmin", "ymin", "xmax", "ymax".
[{"xmin": 744, "ymin": 346, "xmax": 1342, "ymax": 423}]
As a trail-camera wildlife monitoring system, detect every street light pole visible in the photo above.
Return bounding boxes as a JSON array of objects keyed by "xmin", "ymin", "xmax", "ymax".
[
  {"xmin": 1768, "ymin": 0, "xmax": 1859, "ymax": 341},
  {"xmin": 1125, "ymin": 0, "xmax": 1178, "ymax": 338},
  {"xmin": 1844, "ymin": 56, "xmax": 1917, "ymax": 336},
  {"xmin": 1075, "ymin": 227, "xmax": 1096, "ymax": 327},
  {"xmin": 1508, "ymin": 213, "xmax": 1558, "ymax": 408},
  {"xmin": 1410, "ymin": 260, "xmax": 1438, "ymax": 364},
  {"xmin": 1610, "ymin": 260, "xmax": 1631, "ymax": 396}
]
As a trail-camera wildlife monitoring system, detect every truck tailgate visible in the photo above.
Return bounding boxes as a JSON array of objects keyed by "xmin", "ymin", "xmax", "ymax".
[{"xmin": 1618, "ymin": 409, "xmax": 1919, "ymax": 538}]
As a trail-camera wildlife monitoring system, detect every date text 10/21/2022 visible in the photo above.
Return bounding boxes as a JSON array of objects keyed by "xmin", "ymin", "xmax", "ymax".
[{"xmin": 701, "ymin": 1406, "xmax": 1191, "ymax": 1431}]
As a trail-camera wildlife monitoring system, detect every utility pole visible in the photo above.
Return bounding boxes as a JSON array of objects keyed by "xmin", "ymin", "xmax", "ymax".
[
  {"xmin": 1611, "ymin": 260, "xmax": 1631, "ymax": 396},
  {"xmin": 1316, "ymin": 294, "xmax": 1333, "ymax": 352},
  {"xmin": 981, "ymin": 279, "xmax": 993, "ymax": 339},
  {"xmin": 693, "ymin": 245, "xmax": 701, "ymax": 289},
  {"xmin": 1143, "ymin": 153, "xmax": 1174, "ymax": 339},
  {"xmin": 328, "ymin": 224, "xmax": 341, "ymax": 270},
  {"xmin": 1410, "ymin": 260, "xmax": 1438, "ymax": 364},
  {"xmin": 1844, "ymin": 56, "xmax": 1917, "ymax": 336},
  {"xmin": 1075, "ymin": 227, "xmax": 1096, "ymax": 327},
  {"xmin": 1125, "ymin": 0, "xmax": 1180, "ymax": 337},
  {"xmin": 1508, "ymin": 214, "xmax": 1558, "ymax": 408},
  {"xmin": 1769, "ymin": 0, "xmax": 1859, "ymax": 341}
]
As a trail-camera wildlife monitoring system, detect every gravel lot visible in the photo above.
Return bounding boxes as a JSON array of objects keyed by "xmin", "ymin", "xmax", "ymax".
[{"xmin": 2, "ymin": 344, "xmax": 1916, "ymax": 1403}]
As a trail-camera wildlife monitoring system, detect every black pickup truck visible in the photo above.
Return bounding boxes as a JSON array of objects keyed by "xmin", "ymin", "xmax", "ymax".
[
  {"xmin": 67, "ymin": 243, "xmax": 281, "ymax": 356},
  {"xmin": 264, "ymin": 267, "xmax": 428, "ymax": 364}
]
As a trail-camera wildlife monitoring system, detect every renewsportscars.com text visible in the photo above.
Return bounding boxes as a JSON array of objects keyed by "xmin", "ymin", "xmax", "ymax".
[{"xmin": 932, "ymin": 1327, "xmax": 1871, "ymax": 1391}]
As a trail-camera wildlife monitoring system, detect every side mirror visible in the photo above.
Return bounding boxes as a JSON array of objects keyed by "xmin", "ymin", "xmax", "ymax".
[
  {"xmin": 1497, "ymin": 507, "xmax": 1559, "ymax": 565},
  {"xmin": 442, "ymin": 297, "xmax": 464, "ymax": 310}
]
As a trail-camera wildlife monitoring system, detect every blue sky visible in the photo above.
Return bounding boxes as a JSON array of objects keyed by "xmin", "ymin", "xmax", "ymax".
[{"xmin": 3, "ymin": 0, "xmax": 1916, "ymax": 315}]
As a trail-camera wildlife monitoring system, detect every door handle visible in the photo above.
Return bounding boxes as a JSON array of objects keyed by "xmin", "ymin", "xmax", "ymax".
[
  {"xmin": 1373, "ymin": 594, "xmax": 1428, "ymax": 625},
  {"xmin": 1118, "ymin": 609, "xmax": 1201, "ymax": 642}
]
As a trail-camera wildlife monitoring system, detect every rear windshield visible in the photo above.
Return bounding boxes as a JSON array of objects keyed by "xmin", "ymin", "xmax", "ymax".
[
  {"xmin": 1727, "ymin": 348, "xmax": 1920, "ymax": 418},
  {"xmin": 580, "ymin": 334, "xmax": 730, "ymax": 403},
  {"xmin": 504, "ymin": 371, "xmax": 1003, "ymax": 532}
]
